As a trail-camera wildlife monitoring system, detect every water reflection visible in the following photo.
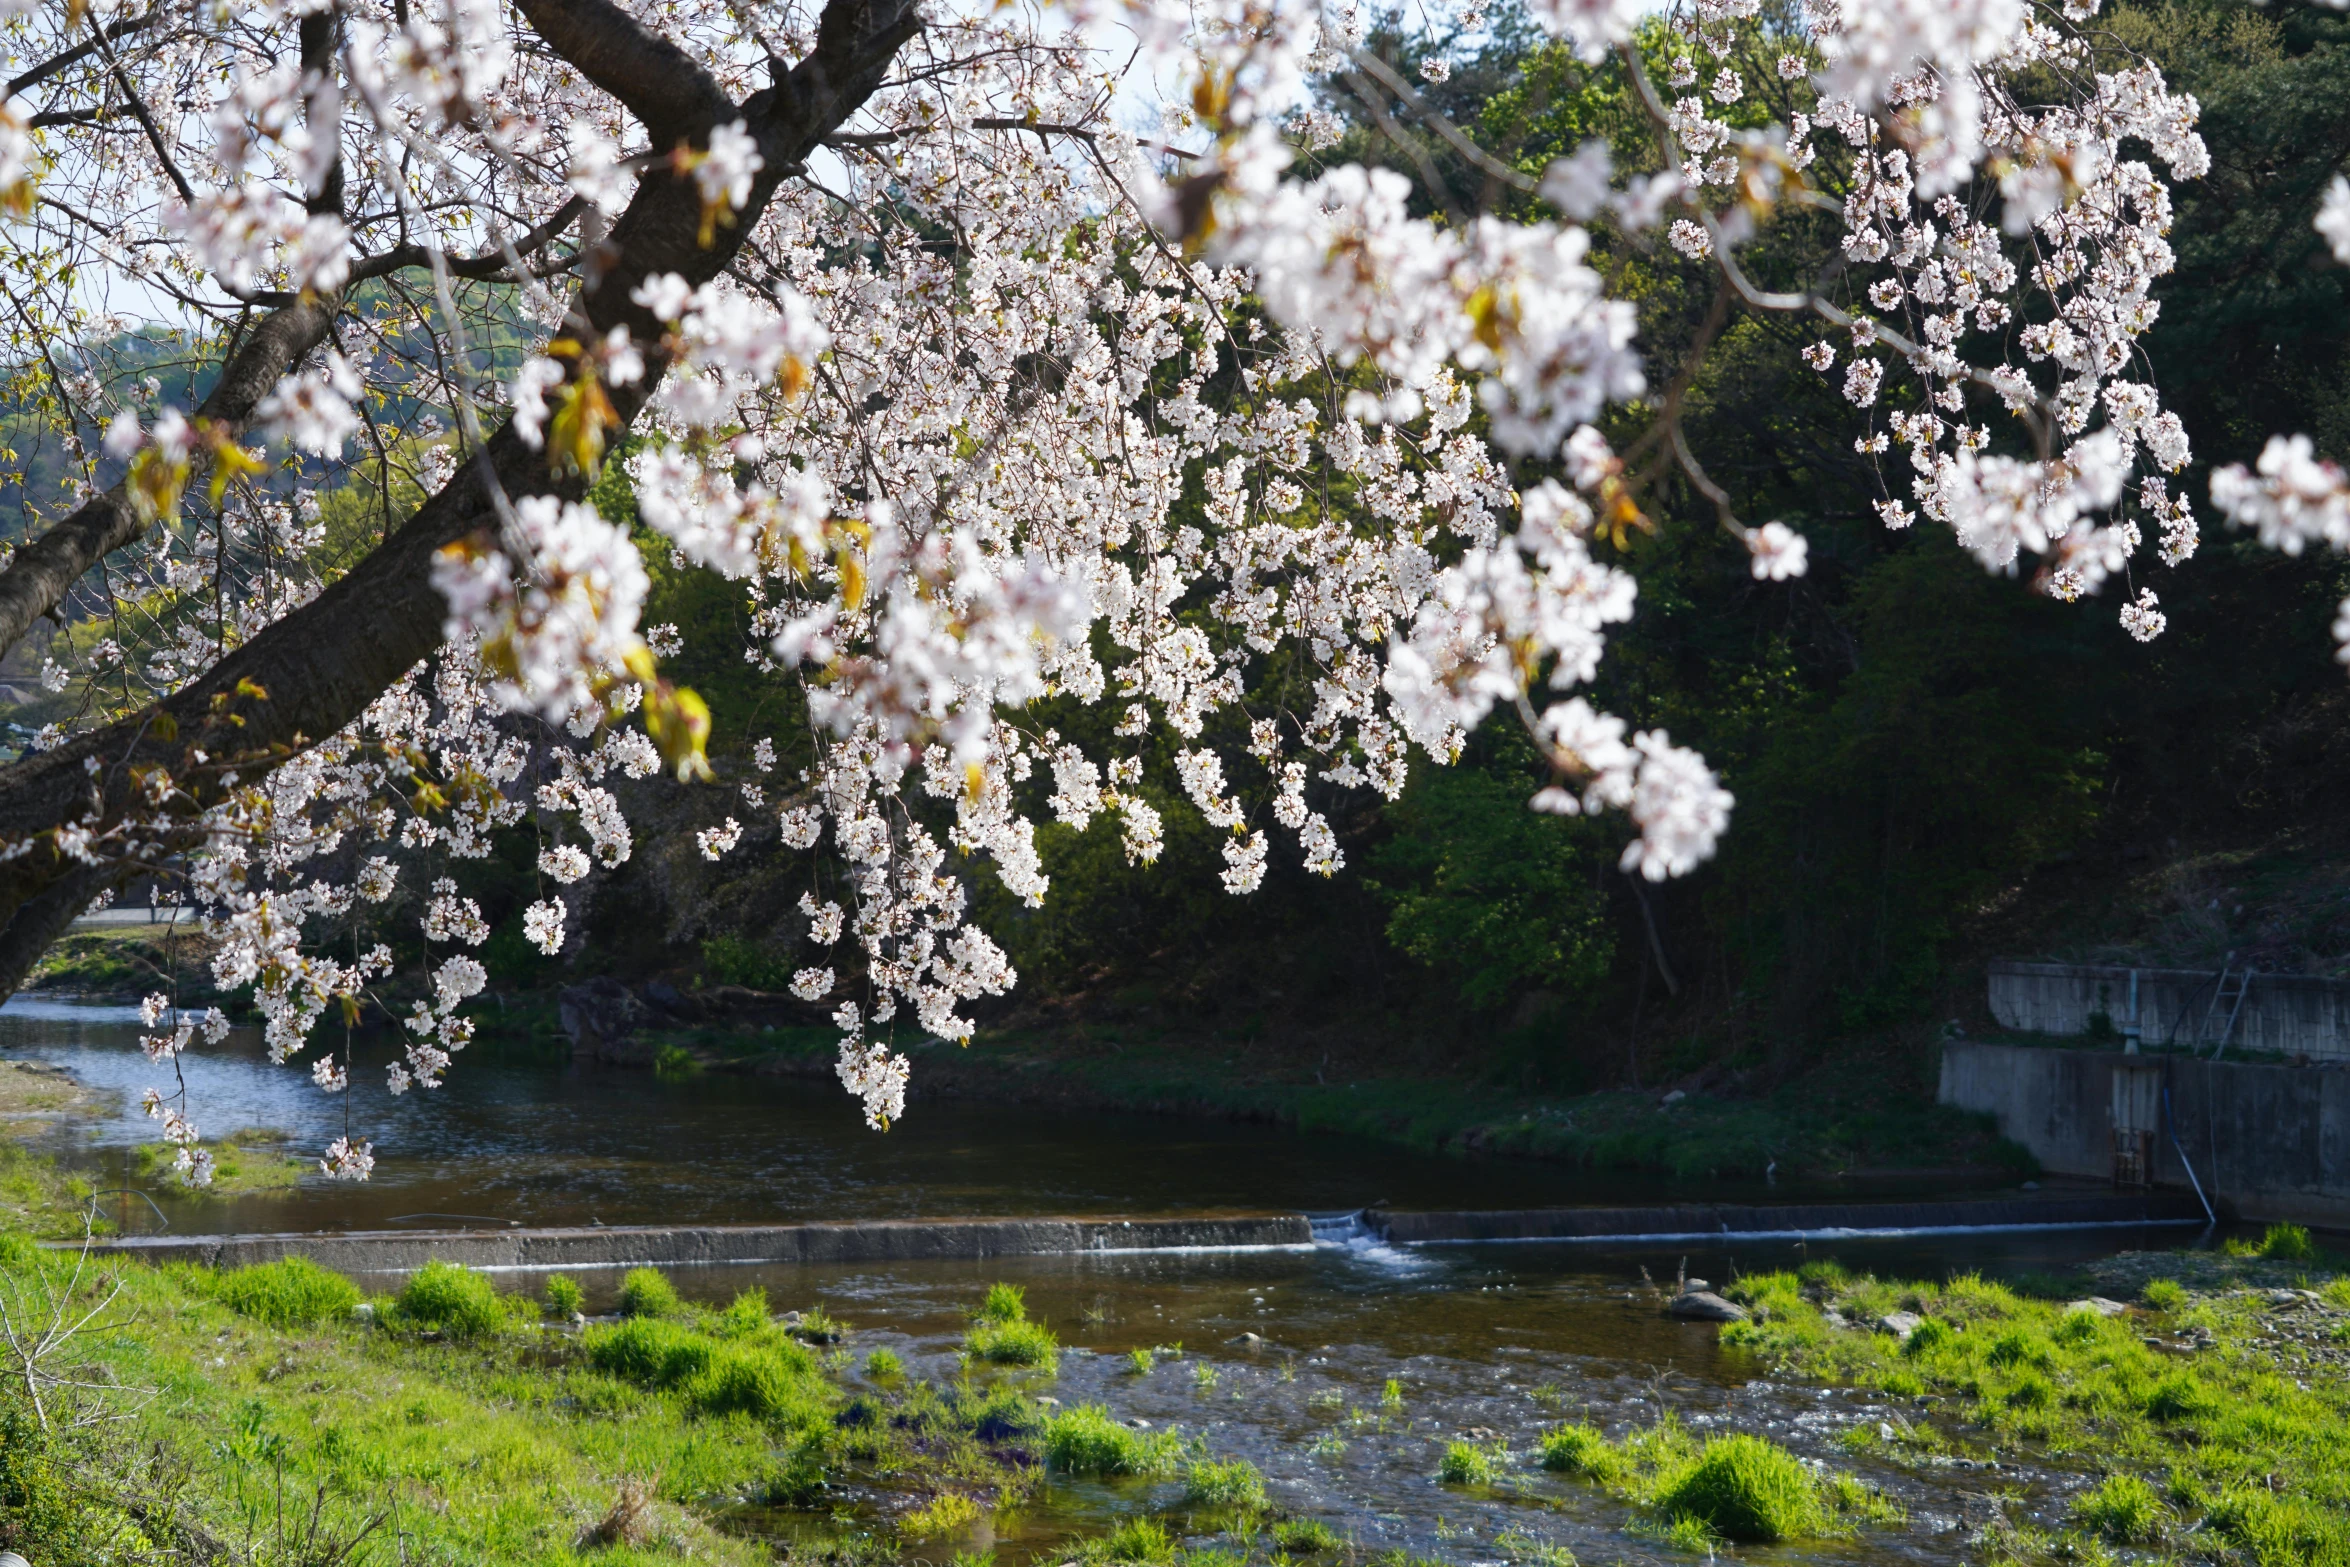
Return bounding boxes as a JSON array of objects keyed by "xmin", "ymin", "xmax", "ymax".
[{"xmin": 5, "ymin": 997, "xmax": 1813, "ymax": 1233}]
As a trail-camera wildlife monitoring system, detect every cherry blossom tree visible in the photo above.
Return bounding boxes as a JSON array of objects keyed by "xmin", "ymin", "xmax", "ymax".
[{"xmin": 0, "ymin": 0, "xmax": 2343, "ymax": 1180}]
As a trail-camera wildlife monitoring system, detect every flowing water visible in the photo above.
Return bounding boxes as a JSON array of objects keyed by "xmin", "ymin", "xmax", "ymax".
[{"xmin": 3, "ymin": 997, "xmax": 2210, "ymax": 1565}]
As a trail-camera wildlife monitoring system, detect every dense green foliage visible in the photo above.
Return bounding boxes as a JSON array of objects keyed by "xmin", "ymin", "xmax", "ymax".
[{"xmin": 208, "ymin": 1255, "xmax": 362, "ymax": 1329}]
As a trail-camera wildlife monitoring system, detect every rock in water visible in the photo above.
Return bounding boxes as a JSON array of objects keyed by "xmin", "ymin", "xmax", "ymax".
[
  {"xmin": 559, "ymin": 977, "xmax": 652, "ymax": 1065},
  {"xmin": 1669, "ymin": 1290, "xmax": 1749, "ymax": 1322}
]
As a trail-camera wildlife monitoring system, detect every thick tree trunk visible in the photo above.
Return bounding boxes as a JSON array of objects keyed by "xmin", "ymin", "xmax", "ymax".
[{"xmin": 0, "ymin": 0, "xmax": 923, "ymax": 994}]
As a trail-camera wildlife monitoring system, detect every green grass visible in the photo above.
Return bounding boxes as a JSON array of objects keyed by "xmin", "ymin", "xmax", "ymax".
[
  {"xmin": 899, "ymin": 1492, "xmax": 982, "ymax": 1540},
  {"xmin": 2074, "ymin": 1473, "xmax": 2167, "ymax": 1544},
  {"xmin": 618, "ymin": 1266, "xmax": 684, "ymax": 1319},
  {"xmin": 1101, "ymin": 1517, "xmax": 1175, "ymax": 1563},
  {"xmin": 1273, "ymin": 1519, "xmax": 1339, "ymax": 1552},
  {"xmin": 976, "ymin": 1282, "xmax": 1027, "ymax": 1323},
  {"xmin": 1184, "ymin": 1457, "xmax": 1267, "ymax": 1509},
  {"xmin": 0, "ymin": 1241, "xmax": 840, "ymax": 1563},
  {"xmin": 391, "ymin": 1259, "xmax": 509, "ymax": 1338},
  {"xmin": 1719, "ymin": 1261, "xmax": 2350, "ymax": 1566},
  {"xmin": 208, "ymin": 1256, "xmax": 361, "ymax": 1329},
  {"xmin": 1438, "ymin": 1441, "xmax": 1496, "ymax": 1486},
  {"xmin": 544, "ymin": 1275, "xmax": 585, "ymax": 1317},
  {"xmin": 962, "ymin": 1283, "xmax": 1058, "ymax": 1370},
  {"xmin": 1539, "ymin": 1423, "xmax": 1618, "ymax": 1479},
  {"xmin": 1653, "ymin": 1434, "xmax": 1829, "ymax": 1543},
  {"xmin": 1042, "ymin": 1404, "xmax": 1182, "ymax": 1477}
]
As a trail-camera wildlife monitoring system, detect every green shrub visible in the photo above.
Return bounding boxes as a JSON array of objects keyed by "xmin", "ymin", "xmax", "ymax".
[
  {"xmin": 865, "ymin": 1347, "xmax": 904, "ymax": 1380},
  {"xmin": 965, "ymin": 1316, "xmax": 1058, "ymax": 1370},
  {"xmin": 1043, "ymin": 1405, "xmax": 1178, "ymax": 1476},
  {"xmin": 1103, "ymin": 1518, "xmax": 1174, "ymax": 1563},
  {"xmin": 1126, "ymin": 1347, "xmax": 1154, "ymax": 1375},
  {"xmin": 618, "ymin": 1267, "xmax": 683, "ymax": 1319},
  {"xmin": 2141, "ymin": 1278, "xmax": 2187, "ymax": 1312},
  {"xmin": 395, "ymin": 1261, "xmax": 504, "ymax": 1339},
  {"xmin": 976, "ymin": 1282, "xmax": 1027, "ymax": 1323},
  {"xmin": 1539, "ymin": 1423, "xmax": 1617, "ymax": 1479},
  {"xmin": 1986, "ymin": 1329, "xmax": 2052, "ymax": 1370},
  {"xmin": 2074, "ymin": 1474, "xmax": 2165, "ymax": 1544},
  {"xmin": 1653, "ymin": 1435, "xmax": 1827, "ymax": 1544},
  {"xmin": 2258, "ymin": 1223, "xmax": 2316, "ymax": 1262},
  {"xmin": 1185, "ymin": 1458, "xmax": 1267, "ymax": 1509},
  {"xmin": 213, "ymin": 1256, "xmax": 360, "ymax": 1329},
  {"xmin": 544, "ymin": 1275, "xmax": 584, "ymax": 1318},
  {"xmin": 1273, "ymin": 1520, "xmax": 1339, "ymax": 1553},
  {"xmin": 1438, "ymin": 1442, "xmax": 1495, "ymax": 1486}
]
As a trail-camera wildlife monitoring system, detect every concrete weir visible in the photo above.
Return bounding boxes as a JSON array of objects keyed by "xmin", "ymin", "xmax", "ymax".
[
  {"xmin": 83, "ymin": 1213, "xmax": 1318, "ymax": 1276},
  {"xmin": 1367, "ymin": 1192, "xmax": 2207, "ymax": 1245}
]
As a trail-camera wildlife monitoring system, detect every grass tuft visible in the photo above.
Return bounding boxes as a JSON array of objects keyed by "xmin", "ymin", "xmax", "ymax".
[
  {"xmin": 900, "ymin": 1493, "xmax": 982, "ymax": 1540},
  {"xmin": 1185, "ymin": 1457, "xmax": 1267, "ymax": 1509},
  {"xmin": 393, "ymin": 1260, "xmax": 506, "ymax": 1339},
  {"xmin": 618, "ymin": 1266, "xmax": 684, "ymax": 1319},
  {"xmin": 1652, "ymin": 1434, "xmax": 1828, "ymax": 1544},
  {"xmin": 1042, "ymin": 1404, "xmax": 1181, "ymax": 1476},
  {"xmin": 1273, "ymin": 1519, "xmax": 1339, "ymax": 1553},
  {"xmin": 1439, "ymin": 1441, "xmax": 1496, "ymax": 1486},
  {"xmin": 211, "ymin": 1256, "xmax": 360, "ymax": 1329},
  {"xmin": 1540, "ymin": 1422, "xmax": 1619, "ymax": 1479},
  {"xmin": 2074, "ymin": 1474, "xmax": 2165, "ymax": 1544}
]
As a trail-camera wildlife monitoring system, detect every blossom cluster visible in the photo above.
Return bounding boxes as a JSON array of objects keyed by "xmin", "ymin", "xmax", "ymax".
[{"xmin": 3, "ymin": 0, "xmax": 2344, "ymax": 1178}]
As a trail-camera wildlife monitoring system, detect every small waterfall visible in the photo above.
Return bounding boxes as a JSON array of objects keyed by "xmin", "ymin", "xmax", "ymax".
[{"xmin": 1307, "ymin": 1210, "xmax": 1426, "ymax": 1269}]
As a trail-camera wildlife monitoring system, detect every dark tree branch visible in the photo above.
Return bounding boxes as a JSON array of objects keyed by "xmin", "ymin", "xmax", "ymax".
[
  {"xmin": 0, "ymin": 0, "xmax": 928, "ymax": 993},
  {"xmin": 347, "ymin": 195, "xmax": 588, "ymax": 283},
  {"xmin": 508, "ymin": 0, "xmax": 737, "ymax": 146},
  {"xmin": 4, "ymin": 12, "xmax": 157, "ymax": 99},
  {"xmin": 0, "ymin": 292, "xmax": 342, "ymax": 670}
]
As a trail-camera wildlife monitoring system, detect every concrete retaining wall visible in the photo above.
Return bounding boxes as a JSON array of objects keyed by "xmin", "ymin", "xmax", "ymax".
[
  {"xmin": 1988, "ymin": 960, "xmax": 2350, "ymax": 1061},
  {"xmin": 82, "ymin": 1213, "xmax": 1317, "ymax": 1275},
  {"xmin": 1939, "ymin": 1040, "xmax": 2350, "ymax": 1226},
  {"xmin": 1371, "ymin": 1194, "xmax": 2203, "ymax": 1244}
]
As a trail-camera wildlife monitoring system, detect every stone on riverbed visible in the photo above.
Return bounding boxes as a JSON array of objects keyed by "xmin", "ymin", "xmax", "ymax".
[{"xmin": 1669, "ymin": 1290, "xmax": 1748, "ymax": 1322}]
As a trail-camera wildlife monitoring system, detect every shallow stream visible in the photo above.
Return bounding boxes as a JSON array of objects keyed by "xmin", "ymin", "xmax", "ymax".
[{"xmin": 2, "ymin": 997, "xmax": 2211, "ymax": 1565}]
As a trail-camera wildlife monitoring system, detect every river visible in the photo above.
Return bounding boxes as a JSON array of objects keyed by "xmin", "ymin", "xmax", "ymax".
[{"xmin": 3, "ymin": 996, "xmax": 2208, "ymax": 1566}]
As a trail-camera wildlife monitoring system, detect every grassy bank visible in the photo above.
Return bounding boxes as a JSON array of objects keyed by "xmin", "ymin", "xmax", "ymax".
[
  {"xmin": 626, "ymin": 1023, "xmax": 2033, "ymax": 1186},
  {"xmin": 0, "ymin": 1243, "xmax": 1061, "ymax": 1567},
  {"xmin": 1713, "ymin": 1231, "xmax": 2350, "ymax": 1567},
  {"xmin": 5, "ymin": 1194, "xmax": 2348, "ymax": 1566}
]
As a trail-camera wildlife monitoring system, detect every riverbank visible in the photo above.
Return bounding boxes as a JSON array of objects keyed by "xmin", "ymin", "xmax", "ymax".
[
  {"xmin": 7, "ymin": 1206, "xmax": 2346, "ymax": 1567},
  {"xmin": 606, "ymin": 1020, "xmax": 2035, "ymax": 1188}
]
